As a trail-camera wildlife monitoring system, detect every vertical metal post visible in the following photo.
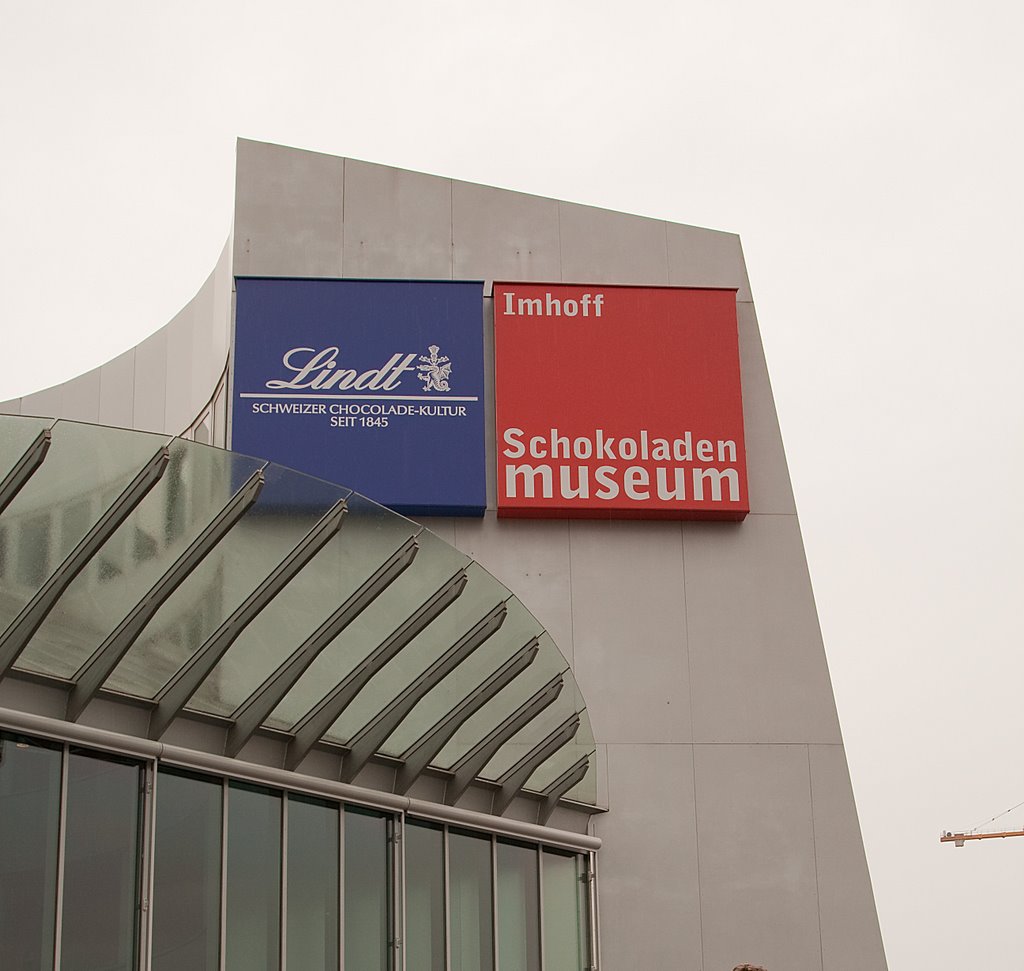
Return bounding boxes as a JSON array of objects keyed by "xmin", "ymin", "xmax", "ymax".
[
  {"xmin": 536, "ymin": 848, "xmax": 545, "ymax": 971},
  {"xmin": 390, "ymin": 814, "xmax": 402, "ymax": 971},
  {"xmin": 140, "ymin": 761, "xmax": 158, "ymax": 971},
  {"xmin": 399, "ymin": 813, "xmax": 407, "ymax": 971},
  {"xmin": 443, "ymin": 826, "xmax": 451, "ymax": 971},
  {"xmin": 219, "ymin": 780, "xmax": 228, "ymax": 971},
  {"xmin": 588, "ymin": 852, "xmax": 600, "ymax": 971},
  {"xmin": 338, "ymin": 806, "xmax": 346, "ymax": 971},
  {"xmin": 52, "ymin": 743, "xmax": 69, "ymax": 971},
  {"xmin": 491, "ymin": 836, "xmax": 499, "ymax": 971},
  {"xmin": 280, "ymin": 795, "xmax": 288, "ymax": 971}
]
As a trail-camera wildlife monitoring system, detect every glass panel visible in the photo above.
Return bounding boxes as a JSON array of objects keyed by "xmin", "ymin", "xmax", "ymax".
[
  {"xmin": 268, "ymin": 528, "xmax": 470, "ymax": 733},
  {"xmin": 433, "ymin": 632, "xmax": 567, "ymax": 771},
  {"xmin": 0, "ymin": 415, "xmax": 54, "ymax": 477},
  {"xmin": 449, "ymin": 829, "xmax": 493, "ymax": 971},
  {"xmin": 17, "ymin": 513, "xmax": 51, "ymax": 587},
  {"xmin": 542, "ymin": 851, "xmax": 588, "ymax": 971},
  {"xmin": 226, "ymin": 782, "xmax": 281, "ymax": 971},
  {"xmin": 382, "ymin": 596, "xmax": 544, "ymax": 759},
  {"xmin": 0, "ymin": 733, "xmax": 61, "ymax": 969},
  {"xmin": 61, "ymin": 750, "xmax": 141, "ymax": 971},
  {"xmin": 405, "ymin": 820, "xmax": 444, "ymax": 971},
  {"xmin": 20, "ymin": 439, "xmax": 265, "ymax": 680},
  {"xmin": 2, "ymin": 421, "xmax": 168, "ymax": 650},
  {"xmin": 107, "ymin": 462, "xmax": 346, "ymax": 700},
  {"xmin": 325, "ymin": 563, "xmax": 504, "ymax": 747},
  {"xmin": 287, "ymin": 795, "xmax": 339, "ymax": 971},
  {"xmin": 512, "ymin": 704, "xmax": 597, "ymax": 805},
  {"xmin": 152, "ymin": 769, "xmax": 222, "ymax": 971},
  {"xmin": 193, "ymin": 493, "xmax": 413, "ymax": 718},
  {"xmin": 497, "ymin": 841, "xmax": 540, "ymax": 971},
  {"xmin": 344, "ymin": 807, "xmax": 390, "ymax": 971},
  {"xmin": 474, "ymin": 659, "xmax": 597, "ymax": 805}
]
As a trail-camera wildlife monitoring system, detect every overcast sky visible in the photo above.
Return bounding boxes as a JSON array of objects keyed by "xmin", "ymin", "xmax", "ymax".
[{"xmin": 3, "ymin": 1, "xmax": 1023, "ymax": 966}]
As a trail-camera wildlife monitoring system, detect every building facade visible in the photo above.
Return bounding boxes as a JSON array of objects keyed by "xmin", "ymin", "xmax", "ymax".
[{"xmin": 0, "ymin": 139, "xmax": 888, "ymax": 970}]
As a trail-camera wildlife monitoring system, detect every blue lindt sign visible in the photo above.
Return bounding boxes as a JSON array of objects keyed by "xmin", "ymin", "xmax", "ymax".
[{"xmin": 231, "ymin": 278, "xmax": 486, "ymax": 516}]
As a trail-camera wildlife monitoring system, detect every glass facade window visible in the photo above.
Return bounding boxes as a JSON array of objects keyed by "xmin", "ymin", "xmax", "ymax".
[
  {"xmin": 226, "ymin": 782, "xmax": 282, "ymax": 971},
  {"xmin": 405, "ymin": 820, "xmax": 445, "ymax": 971},
  {"xmin": 287, "ymin": 794, "xmax": 340, "ymax": 971},
  {"xmin": 543, "ymin": 849, "xmax": 590, "ymax": 971},
  {"xmin": 61, "ymin": 750, "xmax": 142, "ymax": 971},
  {"xmin": 0, "ymin": 730, "xmax": 597, "ymax": 971},
  {"xmin": 152, "ymin": 768, "xmax": 222, "ymax": 971},
  {"xmin": 497, "ymin": 839, "xmax": 541, "ymax": 971},
  {"xmin": 344, "ymin": 806, "xmax": 391, "ymax": 971},
  {"xmin": 449, "ymin": 828, "xmax": 494, "ymax": 971},
  {"xmin": 0, "ymin": 734, "xmax": 61, "ymax": 969}
]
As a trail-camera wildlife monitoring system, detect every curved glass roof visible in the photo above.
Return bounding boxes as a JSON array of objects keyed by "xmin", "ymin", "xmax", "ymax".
[{"xmin": 0, "ymin": 416, "xmax": 596, "ymax": 819}]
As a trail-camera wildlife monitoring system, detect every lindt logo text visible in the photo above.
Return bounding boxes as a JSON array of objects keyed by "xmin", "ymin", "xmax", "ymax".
[{"xmin": 266, "ymin": 347, "xmax": 419, "ymax": 391}]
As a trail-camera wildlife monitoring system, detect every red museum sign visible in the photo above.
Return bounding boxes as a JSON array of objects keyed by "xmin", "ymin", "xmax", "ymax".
[{"xmin": 494, "ymin": 283, "xmax": 748, "ymax": 520}]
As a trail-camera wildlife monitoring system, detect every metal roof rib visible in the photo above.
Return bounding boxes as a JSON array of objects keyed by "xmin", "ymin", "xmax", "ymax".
[
  {"xmin": 0, "ymin": 416, "xmax": 599, "ymax": 820},
  {"xmin": 0, "ymin": 427, "xmax": 51, "ymax": 516},
  {"xmin": 66, "ymin": 466, "xmax": 267, "ymax": 721},
  {"xmin": 538, "ymin": 754, "xmax": 592, "ymax": 825},
  {"xmin": 340, "ymin": 601, "xmax": 509, "ymax": 783},
  {"xmin": 147, "ymin": 498, "xmax": 348, "ymax": 740},
  {"xmin": 0, "ymin": 443, "xmax": 171, "ymax": 679},
  {"xmin": 394, "ymin": 638, "xmax": 541, "ymax": 795},
  {"xmin": 224, "ymin": 533, "xmax": 419, "ymax": 757},
  {"xmin": 492, "ymin": 713, "xmax": 581, "ymax": 816},
  {"xmin": 444, "ymin": 675, "xmax": 564, "ymax": 807},
  {"xmin": 284, "ymin": 568, "xmax": 469, "ymax": 771}
]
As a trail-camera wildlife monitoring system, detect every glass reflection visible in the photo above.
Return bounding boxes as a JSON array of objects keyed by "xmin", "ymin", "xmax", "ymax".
[
  {"xmin": 0, "ymin": 734, "xmax": 61, "ymax": 969},
  {"xmin": 61, "ymin": 751, "xmax": 141, "ymax": 971},
  {"xmin": 449, "ymin": 829, "xmax": 493, "ymax": 971},
  {"xmin": 152, "ymin": 769, "xmax": 222, "ymax": 971},
  {"xmin": 497, "ymin": 840, "xmax": 540, "ymax": 971},
  {"xmin": 0, "ymin": 729, "xmax": 595, "ymax": 971},
  {"xmin": 405, "ymin": 820, "xmax": 445, "ymax": 971},
  {"xmin": 543, "ymin": 850, "xmax": 588, "ymax": 971},
  {"xmin": 344, "ymin": 807, "xmax": 391, "ymax": 971},
  {"xmin": 226, "ymin": 782, "xmax": 281, "ymax": 971},
  {"xmin": 287, "ymin": 795, "xmax": 339, "ymax": 971}
]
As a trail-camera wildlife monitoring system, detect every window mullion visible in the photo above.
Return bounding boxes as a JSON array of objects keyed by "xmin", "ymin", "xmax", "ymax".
[{"xmin": 51, "ymin": 742, "xmax": 69, "ymax": 971}]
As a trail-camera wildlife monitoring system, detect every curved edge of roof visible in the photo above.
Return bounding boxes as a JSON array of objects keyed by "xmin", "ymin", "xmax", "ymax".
[
  {"xmin": 0, "ymin": 235, "xmax": 234, "ymax": 442},
  {"xmin": 0, "ymin": 414, "xmax": 599, "ymax": 829}
]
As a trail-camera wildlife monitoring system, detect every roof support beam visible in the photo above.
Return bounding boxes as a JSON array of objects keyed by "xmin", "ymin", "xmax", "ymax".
[
  {"xmin": 537, "ymin": 754, "xmax": 591, "ymax": 825},
  {"xmin": 0, "ymin": 444, "xmax": 170, "ymax": 678},
  {"xmin": 66, "ymin": 467, "xmax": 267, "ymax": 721},
  {"xmin": 444, "ymin": 675, "xmax": 563, "ymax": 807},
  {"xmin": 394, "ymin": 639, "xmax": 540, "ymax": 795},
  {"xmin": 0, "ymin": 427, "xmax": 51, "ymax": 516},
  {"xmin": 148, "ymin": 498, "xmax": 348, "ymax": 740},
  {"xmin": 224, "ymin": 535, "xmax": 419, "ymax": 757},
  {"xmin": 340, "ymin": 602, "xmax": 508, "ymax": 783},
  {"xmin": 285, "ymin": 569, "xmax": 468, "ymax": 771},
  {"xmin": 492, "ymin": 713, "xmax": 581, "ymax": 816}
]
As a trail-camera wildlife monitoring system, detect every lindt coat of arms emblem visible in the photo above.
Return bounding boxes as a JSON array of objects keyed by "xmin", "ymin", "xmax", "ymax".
[{"xmin": 417, "ymin": 345, "xmax": 452, "ymax": 392}]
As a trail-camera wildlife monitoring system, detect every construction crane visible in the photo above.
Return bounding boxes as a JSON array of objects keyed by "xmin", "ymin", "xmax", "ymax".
[
  {"xmin": 941, "ymin": 829, "xmax": 1024, "ymax": 847},
  {"xmin": 941, "ymin": 798, "xmax": 1024, "ymax": 846}
]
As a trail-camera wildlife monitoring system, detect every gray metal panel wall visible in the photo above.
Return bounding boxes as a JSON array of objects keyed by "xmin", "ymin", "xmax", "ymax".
[
  {"xmin": 0, "ymin": 239, "xmax": 232, "ymax": 443},
  {"xmin": 231, "ymin": 137, "xmax": 886, "ymax": 970}
]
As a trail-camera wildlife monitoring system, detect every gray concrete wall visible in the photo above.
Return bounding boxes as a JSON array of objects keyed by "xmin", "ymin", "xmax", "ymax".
[
  {"xmin": 231, "ymin": 138, "xmax": 887, "ymax": 970},
  {"xmin": 0, "ymin": 238, "xmax": 233, "ymax": 445}
]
